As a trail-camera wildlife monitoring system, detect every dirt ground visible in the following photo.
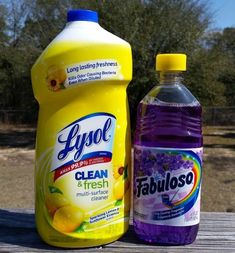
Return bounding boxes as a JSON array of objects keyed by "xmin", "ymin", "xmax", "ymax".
[{"xmin": 0, "ymin": 124, "xmax": 234, "ymax": 212}]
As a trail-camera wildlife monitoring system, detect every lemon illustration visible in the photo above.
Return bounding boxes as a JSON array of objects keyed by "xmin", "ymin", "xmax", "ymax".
[
  {"xmin": 113, "ymin": 175, "xmax": 130, "ymax": 200},
  {"xmin": 52, "ymin": 205, "xmax": 84, "ymax": 233},
  {"xmin": 45, "ymin": 192, "xmax": 69, "ymax": 216},
  {"xmin": 46, "ymin": 65, "xmax": 67, "ymax": 91}
]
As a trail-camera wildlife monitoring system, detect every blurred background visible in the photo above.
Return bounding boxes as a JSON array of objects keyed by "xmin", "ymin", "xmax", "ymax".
[{"xmin": 0, "ymin": 0, "xmax": 234, "ymax": 212}]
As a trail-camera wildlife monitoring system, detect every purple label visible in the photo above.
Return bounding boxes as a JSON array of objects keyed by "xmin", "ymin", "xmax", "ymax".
[{"xmin": 133, "ymin": 146, "xmax": 202, "ymax": 226}]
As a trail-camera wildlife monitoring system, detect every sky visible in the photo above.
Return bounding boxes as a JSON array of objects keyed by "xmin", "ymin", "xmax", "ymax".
[
  {"xmin": 0, "ymin": 0, "xmax": 234, "ymax": 29},
  {"xmin": 210, "ymin": 0, "xmax": 235, "ymax": 29}
]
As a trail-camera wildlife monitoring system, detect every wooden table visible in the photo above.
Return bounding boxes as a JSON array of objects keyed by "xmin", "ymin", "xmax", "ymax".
[{"xmin": 0, "ymin": 209, "xmax": 234, "ymax": 252}]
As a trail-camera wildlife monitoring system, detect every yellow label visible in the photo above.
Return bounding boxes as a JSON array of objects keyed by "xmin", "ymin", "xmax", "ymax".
[{"xmin": 32, "ymin": 40, "xmax": 132, "ymax": 247}]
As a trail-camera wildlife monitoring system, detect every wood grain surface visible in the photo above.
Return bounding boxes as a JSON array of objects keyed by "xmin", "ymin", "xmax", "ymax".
[{"xmin": 0, "ymin": 209, "xmax": 234, "ymax": 252}]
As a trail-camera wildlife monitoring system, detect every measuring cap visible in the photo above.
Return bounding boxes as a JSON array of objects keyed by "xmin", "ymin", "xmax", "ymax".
[
  {"xmin": 156, "ymin": 54, "xmax": 187, "ymax": 71},
  {"xmin": 67, "ymin": 9, "xmax": 98, "ymax": 23}
]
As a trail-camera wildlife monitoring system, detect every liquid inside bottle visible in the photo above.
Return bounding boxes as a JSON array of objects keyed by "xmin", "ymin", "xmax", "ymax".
[{"xmin": 133, "ymin": 54, "xmax": 203, "ymax": 245}]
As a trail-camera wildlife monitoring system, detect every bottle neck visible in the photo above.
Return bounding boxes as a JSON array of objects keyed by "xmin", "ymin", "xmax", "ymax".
[{"xmin": 159, "ymin": 72, "xmax": 183, "ymax": 85}]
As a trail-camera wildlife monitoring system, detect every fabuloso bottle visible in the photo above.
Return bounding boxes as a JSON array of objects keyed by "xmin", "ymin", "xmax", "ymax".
[
  {"xmin": 31, "ymin": 9, "xmax": 132, "ymax": 248},
  {"xmin": 133, "ymin": 54, "xmax": 202, "ymax": 245}
]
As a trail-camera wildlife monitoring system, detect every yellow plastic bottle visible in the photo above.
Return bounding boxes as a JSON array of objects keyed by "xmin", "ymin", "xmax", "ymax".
[{"xmin": 31, "ymin": 9, "xmax": 132, "ymax": 248}]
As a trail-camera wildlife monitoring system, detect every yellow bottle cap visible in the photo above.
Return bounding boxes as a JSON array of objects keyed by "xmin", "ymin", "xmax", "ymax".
[{"xmin": 156, "ymin": 53, "xmax": 187, "ymax": 71}]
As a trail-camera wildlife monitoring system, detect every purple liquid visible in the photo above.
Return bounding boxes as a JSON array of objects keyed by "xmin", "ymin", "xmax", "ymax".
[{"xmin": 134, "ymin": 102, "xmax": 202, "ymax": 245}]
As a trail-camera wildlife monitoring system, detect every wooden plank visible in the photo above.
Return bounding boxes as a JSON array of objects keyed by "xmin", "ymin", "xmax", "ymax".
[{"xmin": 0, "ymin": 209, "xmax": 234, "ymax": 252}]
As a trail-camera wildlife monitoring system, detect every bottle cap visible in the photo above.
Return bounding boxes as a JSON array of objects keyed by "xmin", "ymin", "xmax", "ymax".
[
  {"xmin": 67, "ymin": 9, "xmax": 98, "ymax": 23},
  {"xmin": 156, "ymin": 54, "xmax": 187, "ymax": 71}
]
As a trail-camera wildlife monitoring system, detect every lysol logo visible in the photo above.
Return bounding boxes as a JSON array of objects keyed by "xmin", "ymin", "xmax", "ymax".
[
  {"xmin": 51, "ymin": 113, "xmax": 116, "ymax": 172},
  {"xmin": 58, "ymin": 118, "xmax": 112, "ymax": 161}
]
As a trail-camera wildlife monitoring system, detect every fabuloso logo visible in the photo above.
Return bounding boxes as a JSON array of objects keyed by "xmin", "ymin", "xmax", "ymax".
[
  {"xmin": 51, "ymin": 113, "xmax": 116, "ymax": 178},
  {"xmin": 136, "ymin": 171, "xmax": 194, "ymax": 198}
]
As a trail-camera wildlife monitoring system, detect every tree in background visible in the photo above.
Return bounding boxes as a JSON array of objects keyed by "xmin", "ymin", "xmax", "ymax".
[
  {"xmin": 0, "ymin": 4, "xmax": 10, "ymax": 109},
  {"xmin": 208, "ymin": 28, "xmax": 235, "ymax": 106},
  {"xmin": 0, "ymin": 0, "xmax": 234, "ymax": 125},
  {"xmin": 94, "ymin": 0, "xmax": 210, "ymax": 123},
  {"xmin": 0, "ymin": 0, "xmax": 37, "ymax": 120}
]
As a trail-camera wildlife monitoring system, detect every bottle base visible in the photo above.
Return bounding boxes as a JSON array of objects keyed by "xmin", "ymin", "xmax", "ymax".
[
  {"xmin": 134, "ymin": 219, "xmax": 199, "ymax": 245},
  {"xmin": 40, "ymin": 234, "xmax": 124, "ymax": 249}
]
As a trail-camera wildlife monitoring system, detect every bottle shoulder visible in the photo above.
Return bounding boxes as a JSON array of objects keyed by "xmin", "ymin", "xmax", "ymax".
[
  {"xmin": 55, "ymin": 22, "xmax": 130, "ymax": 46},
  {"xmin": 142, "ymin": 83, "xmax": 200, "ymax": 106},
  {"xmin": 32, "ymin": 22, "xmax": 131, "ymax": 71}
]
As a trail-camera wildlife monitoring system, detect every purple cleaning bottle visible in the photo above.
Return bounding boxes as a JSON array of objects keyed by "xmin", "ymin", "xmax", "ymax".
[{"xmin": 133, "ymin": 54, "xmax": 203, "ymax": 245}]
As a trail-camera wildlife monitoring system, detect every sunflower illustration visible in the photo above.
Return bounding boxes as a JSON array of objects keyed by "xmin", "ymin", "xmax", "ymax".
[{"xmin": 46, "ymin": 65, "xmax": 67, "ymax": 91}]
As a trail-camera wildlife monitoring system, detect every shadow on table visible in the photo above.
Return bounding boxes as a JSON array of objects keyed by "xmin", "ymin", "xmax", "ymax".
[
  {"xmin": 0, "ymin": 209, "xmax": 107, "ymax": 251},
  {"xmin": 0, "ymin": 128, "xmax": 35, "ymax": 148},
  {"xmin": 203, "ymin": 132, "xmax": 235, "ymax": 139},
  {"xmin": 204, "ymin": 144, "xmax": 235, "ymax": 150},
  {"xmin": 203, "ymin": 127, "xmax": 235, "ymax": 151},
  {"xmin": 0, "ymin": 209, "xmax": 145, "ymax": 251},
  {"xmin": 0, "ymin": 209, "xmax": 57, "ymax": 251}
]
